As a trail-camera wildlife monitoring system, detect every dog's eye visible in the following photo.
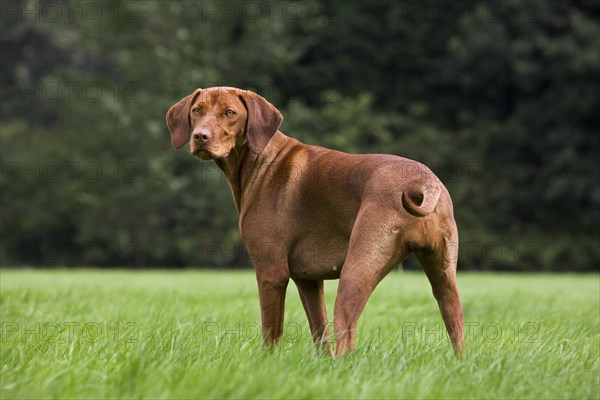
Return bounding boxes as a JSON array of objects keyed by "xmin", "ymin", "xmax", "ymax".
[
  {"xmin": 192, "ymin": 108, "xmax": 200, "ymax": 115},
  {"xmin": 225, "ymin": 110, "xmax": 235, "ymax": 116}
]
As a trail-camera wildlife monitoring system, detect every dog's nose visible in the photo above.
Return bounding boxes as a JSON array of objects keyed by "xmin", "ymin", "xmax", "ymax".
[{"xmin": 192, "ymin": 129, "xmax": 212, "ymax": 143}]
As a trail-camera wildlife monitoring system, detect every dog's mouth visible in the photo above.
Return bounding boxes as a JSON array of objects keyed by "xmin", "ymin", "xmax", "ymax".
[
  {"xmin": 193, "ymin": 149, "xmax": 212, "ymax": 160},
  {"xmin": 192, "ymin": 147, "xmax": 230, "ymax": 160}
]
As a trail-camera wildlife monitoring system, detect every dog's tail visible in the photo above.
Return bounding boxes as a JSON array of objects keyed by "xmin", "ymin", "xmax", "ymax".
[{"xmin": 402, "ymin": 181, "xmax": 441, "ymax": 217}]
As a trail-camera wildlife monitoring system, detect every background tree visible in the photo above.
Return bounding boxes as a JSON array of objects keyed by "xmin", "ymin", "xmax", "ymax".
[{"xmin": 1, "ymin": 0, "xmax": 598, "ymax": 271}]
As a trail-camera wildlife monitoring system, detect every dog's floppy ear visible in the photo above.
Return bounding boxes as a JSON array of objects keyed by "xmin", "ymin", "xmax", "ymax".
[
  {"xmin": 166, "ymin": 89, "xmax": 202, "ymax": 149},
  {"xmin": 238, "ymin": 91, "xmax": 283, "ymax": 154}
]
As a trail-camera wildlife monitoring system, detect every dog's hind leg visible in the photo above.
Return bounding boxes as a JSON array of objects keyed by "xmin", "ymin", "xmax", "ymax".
[
  {"xmin": 415, "ymin": 226, "xmax": 465, "ymax": 359},
  {"xmin": 333, "ymin": 206, "xmax": 409, "ymax": 356}
]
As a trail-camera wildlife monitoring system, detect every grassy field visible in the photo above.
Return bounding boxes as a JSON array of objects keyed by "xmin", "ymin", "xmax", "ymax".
[{"xmin": 1, "ymin": 269, "xmax": 598, "ymax": 399}]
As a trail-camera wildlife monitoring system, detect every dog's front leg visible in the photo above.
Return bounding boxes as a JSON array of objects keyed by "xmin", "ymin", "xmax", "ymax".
[{"xmin": 256, "ymin": 274, "xmax": 289, "ymax": 345}]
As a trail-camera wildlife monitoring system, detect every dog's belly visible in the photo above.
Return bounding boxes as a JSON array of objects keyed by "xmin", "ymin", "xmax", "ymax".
[{"xmin": 288, "ymin": 234, "xmax": 349, "ymax": 280}]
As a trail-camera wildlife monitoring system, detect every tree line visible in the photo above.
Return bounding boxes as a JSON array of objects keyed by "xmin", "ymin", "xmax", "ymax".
[{"xmin": 1, "ymin": 0, "xmax": 598, "ymax": 271}]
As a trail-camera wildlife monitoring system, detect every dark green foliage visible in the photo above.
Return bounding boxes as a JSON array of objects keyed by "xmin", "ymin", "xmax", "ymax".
[{"xmin": 1, "ymin": 0, "xmax": 598, "ymax": 270}]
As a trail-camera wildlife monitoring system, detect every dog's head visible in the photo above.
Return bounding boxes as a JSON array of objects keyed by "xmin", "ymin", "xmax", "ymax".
[{"xmin": 166, "ymin": 87, "xmax": 283, "ymax": 159}]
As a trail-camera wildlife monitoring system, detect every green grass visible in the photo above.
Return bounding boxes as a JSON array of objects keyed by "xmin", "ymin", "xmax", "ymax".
[{"xmin": 1, "ymin": 269, "xmax": 598, "ymax": 399}]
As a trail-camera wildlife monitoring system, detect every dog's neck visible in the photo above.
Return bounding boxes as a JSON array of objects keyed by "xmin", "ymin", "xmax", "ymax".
[
  {"xmin": 213, "ymin": 143, "xmax": 253, "ymax": 213},
  {"xmin": 214, "ymin": 131, "xmax": 289, "ymax": 215}
]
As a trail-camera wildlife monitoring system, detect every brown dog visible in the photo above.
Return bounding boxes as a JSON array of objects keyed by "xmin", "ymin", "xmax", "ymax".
[{"xmin": 166, "ymin": 87, "xmax": 465, "ymax": 358}]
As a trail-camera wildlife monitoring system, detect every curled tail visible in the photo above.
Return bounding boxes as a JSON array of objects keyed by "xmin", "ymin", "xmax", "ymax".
[{"xmin": 402, "ymin": 182, "xmax": 441, "ymax": 217}]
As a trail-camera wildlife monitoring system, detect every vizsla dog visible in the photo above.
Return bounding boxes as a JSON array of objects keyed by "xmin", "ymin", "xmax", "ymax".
[{"xmin": 166, "ymin": 87, "xmax": 465, "ymax": 358}]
